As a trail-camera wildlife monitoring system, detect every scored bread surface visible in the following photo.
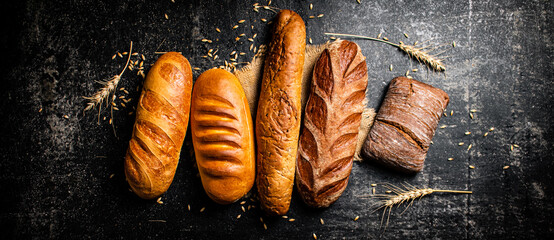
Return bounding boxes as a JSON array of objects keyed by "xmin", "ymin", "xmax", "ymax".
[
  {"xmin": 191, "ymin": 69, "xmax": 255, "ymax": 204},
  {"xmin": 256, "ymin": 9, "xmax": 306, "ymax": 215},
  {"xmin": 124, "ymin": 52, "xmax": 192, "ymax": 199},
  {"xmin": 296, "ymin": 40, "xmax": 368, "ymax": 208},
  {"xmin": 362, "ymin": 77, "xmax": 449, "ymax": 173}
]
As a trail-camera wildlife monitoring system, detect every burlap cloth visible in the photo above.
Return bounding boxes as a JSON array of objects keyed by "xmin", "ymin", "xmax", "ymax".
[{"xmin": 233, "ymin": 42, "xmax": 375, "ymax": 161}]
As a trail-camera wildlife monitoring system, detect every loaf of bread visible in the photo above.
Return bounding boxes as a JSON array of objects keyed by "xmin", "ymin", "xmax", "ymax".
[
  {"xmin": 191, "ymin": 69, "xmax": 255, "ymax": 204},
  {"xmin": 295, "ymin": 40, "xmax": 368, "ymax": 208},
  {"xmin": 256, "ymin": 9, "xmax": 306, "ymax": 215},
  {"xmin": 124, "ymin": 52, "xmax": 193, "ymax": 199},
  {"xmin": 362, "ymin": 77, "xmax": 449, "ymax": 173}
]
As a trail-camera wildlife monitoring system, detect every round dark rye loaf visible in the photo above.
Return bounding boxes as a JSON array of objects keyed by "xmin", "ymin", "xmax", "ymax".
[
  {"xmin": 362, "ymin": 77, "xmax": 449, "ymax": 173},
  {"xmin": 256, "ymin": 9, "xmax": 306, "ymax": 215}
]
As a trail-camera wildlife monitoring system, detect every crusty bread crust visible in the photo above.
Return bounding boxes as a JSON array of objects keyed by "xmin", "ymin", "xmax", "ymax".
[
  {"xmin": 362, "ymin": 77, "xmax": 449, "ymax": 173},
  {"xmin": 124, "ymin": 52, "xmax": 192, "ymax": 200},
  {"xmin": 256, "ymin": 9, "xmax": 306, "ymax": 215},
  {"xmin": 191, "ymin": 69, "xmax": 255, "ymax": 204},
  {"xmin": 296, "ymin": 40, "xmax": 368, "ymax": 208}
]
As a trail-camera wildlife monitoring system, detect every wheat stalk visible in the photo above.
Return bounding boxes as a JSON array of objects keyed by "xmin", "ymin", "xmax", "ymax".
[
  {"xmin": 359, "ymin": 182, "xmax": 471, "ymax": 232},
  {"xmin": 252, "ymin": 3, "xmax": 280, "ymax": 13},
  {"xmin": 324, "ymin": 33, "xmax": 447, "ymax": 72},
  {"xmin": 83, "ymin": 41, "xmax": 133, "ymax": 125}
]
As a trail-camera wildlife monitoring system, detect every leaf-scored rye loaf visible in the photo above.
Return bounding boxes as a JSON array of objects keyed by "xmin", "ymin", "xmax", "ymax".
[
  {"xmin": 191, "ymin": 69, "xmax": 255, "ymax": 204},
  {"xmin": 256, "ymin": 9, "xmax": 306, "ymax": 216},
  {"xmin": 296, "ymin": 40, "xmax": 368, "ymax": 208},
  {"xmin": 124, "ymin": 52, "xmax": 193, "ymax": 199},
  {"xmin": 362, "ymin": 76, "xmax": 449, "ymax": 173}
]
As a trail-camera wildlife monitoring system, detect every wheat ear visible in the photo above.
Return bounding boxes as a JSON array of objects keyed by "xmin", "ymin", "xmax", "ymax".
[
  {"xmin": 324, "ymin": 33, "xmax": 447, "ymax": 72},
  {"xmin": 359, "ymin": 182, "xmax": 472, "ymax": 232},
  {"xmin": 252, "ymin": 3, "xmax": 280, "ymax": 13},
  {"xmin": 83, "ymin": 41, "xmax": 133, "ymax": 123}
]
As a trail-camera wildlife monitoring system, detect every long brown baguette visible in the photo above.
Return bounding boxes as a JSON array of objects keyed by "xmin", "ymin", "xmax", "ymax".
[
  {"xmin": 124, "ymin": 52, "xmax": 193, "ymax": 199},
  {"xmin": 191, "ymin": 69, "xmax": 255, "ymax": 204},
  {"xmin": 256, "ymin": 9, "xmax": 306, "ymax": 215},
  {"xmin": 296, "ymin": 40, "xmax": 368, "ymax": 208}
]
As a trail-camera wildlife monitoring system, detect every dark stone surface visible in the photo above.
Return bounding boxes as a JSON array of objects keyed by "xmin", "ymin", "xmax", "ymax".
[{"xmin": 1, "ymin": 0, "xmax": 553, "ymax": 239}]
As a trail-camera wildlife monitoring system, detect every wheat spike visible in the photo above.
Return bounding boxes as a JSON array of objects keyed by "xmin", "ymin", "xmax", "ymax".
[
  {"xmin": 83, "ymin": 41, "xmax": 133, "ymax": 125},
  {"xmin": 359, "ymin": 182, "xmax": 471, "ymax": 233},
  {"xmin": 252, "ymin": 4, "xmax": 280, "ymax": 13},
  {"xmin": 398, "ymin": 42, "xmax": 446, "ymax": 71},
  {"xmin": 324, "ymin": 33, "xmax": 447, "ymax": 72},
  {"xmin": 83, "ymin": 75, "xmax": 121, "ymax": 112}
]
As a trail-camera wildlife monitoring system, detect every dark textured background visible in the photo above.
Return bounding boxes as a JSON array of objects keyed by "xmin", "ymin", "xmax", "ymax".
[{"xmin": 1, "ymin": 0, "xmax": 553, "ymax": 239}]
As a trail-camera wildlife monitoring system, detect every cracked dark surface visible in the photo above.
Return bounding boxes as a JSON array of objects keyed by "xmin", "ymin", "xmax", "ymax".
[{"xmin": 0, "ymin": 0, "xmax": 553, "ymax": 239}]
